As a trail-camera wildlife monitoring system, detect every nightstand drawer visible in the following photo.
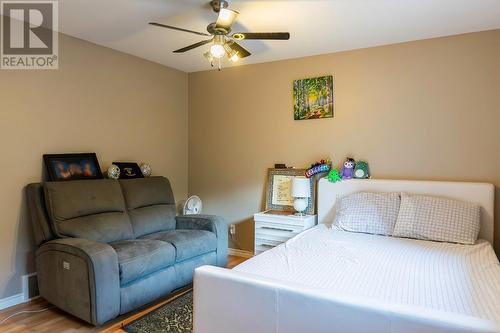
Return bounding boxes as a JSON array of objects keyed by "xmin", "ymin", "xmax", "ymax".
[
  {"xmin": 253, "ymin": 211, "xmax": 317, "ymax": 255},
  {"xmin": 255, "ymin": 228, "xmax": 296, "ymax": 243},
  {"xmin": 255, "ymin": 221, "xmax": 303, "ymax": 234},
  {"xmin": 255, "ymin": 238, "xmax": 282, "ymax": 254},
  {"xmin": 255, "ymin": 230, "xmax": 298, "ymax": 243}
]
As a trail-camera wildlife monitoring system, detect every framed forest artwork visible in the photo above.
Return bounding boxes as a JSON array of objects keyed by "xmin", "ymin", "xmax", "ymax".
[{"xmin": 293, "ymin": 75, "xmax": 334, "ymax": 120}]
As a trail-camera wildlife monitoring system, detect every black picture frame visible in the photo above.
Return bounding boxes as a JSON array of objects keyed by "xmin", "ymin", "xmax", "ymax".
[
  {"xmin": 112, "ymin": 162, "xmax": 144, "ymax": 179},
  {"xmin": 43, "ymin": 153, "xmax": 103, "ymax": 181}
]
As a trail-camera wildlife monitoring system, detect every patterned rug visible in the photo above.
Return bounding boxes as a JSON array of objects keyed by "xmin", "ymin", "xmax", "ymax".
[{"xmin": 123, "ymin": 290, "xmax": 193, "ymax": 333}]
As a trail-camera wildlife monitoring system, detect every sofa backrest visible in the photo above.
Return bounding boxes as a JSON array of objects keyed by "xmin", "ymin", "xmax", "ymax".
[
  {"xmin": 119, "ymin": 177, "xmax": 176, "ymax": 238},
  {"xmin": 26, "ymin": 183, "xmax": 55, "ymax": 246},
  {"xmin": 44, "ymin": 179, "xmax": 134, "ymax": 243}
]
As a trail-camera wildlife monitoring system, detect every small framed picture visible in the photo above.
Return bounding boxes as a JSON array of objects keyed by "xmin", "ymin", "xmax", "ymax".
[
  {"xmin": 265, "ymin": 168, "xmax": 315, "ymax": 214},
  {"xmin": 44, "ymin": 153, "xmax": 103, "ymax": 181},
  {"xmin": 293, "ymin": 75, "xmax": 334, "ymax": 120},
  {"xmin": 112, "ymin": 162, "xmax": 144, "ymax": 179}
]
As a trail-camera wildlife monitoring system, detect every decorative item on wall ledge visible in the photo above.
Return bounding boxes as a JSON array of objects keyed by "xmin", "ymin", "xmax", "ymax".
[
  {"xmin": 43, "ymin": 153, "xmax": 103, "ymax": 181},
  {"xmin": 107, "ymin": 164, "xmax": 121, "ymax": 180},
  {"xmin": 339, "ymin": 157, "xmax": 356, "ymax": 180},
  {"xmin": 354, "ymin": 160, "xmax": 370, "ymax": 179},
  {"xmin": 305, "ymin": 158, "xmax": 332, "ymax": 178},
  {"xmin": 327, "ymin": 169, "xmax": 342, "ymax": 183},
  {"xmin": 265, "ymin": 168, "xmax": 315, "ymax": 215},
  {"xmin": 293, "ymin": 75, "xmax": 334, "ymax": 120},
  {"xmin": 112, "ymin": 162, "xmax": 144, "ymax": 179},
  {"xmin": 325, "ymin": 158, "xmax": 370, "ymax": 182},
  {"xmin": 140, "ymin": 163, "xmax": 152, "ymax": 177}
]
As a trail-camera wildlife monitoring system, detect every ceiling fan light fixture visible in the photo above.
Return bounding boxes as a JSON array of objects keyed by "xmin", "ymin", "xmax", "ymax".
[
  {"xmin": 210, "ymin": 44, "xmax": 225, "ymax": 58},
  {"xmin": 223, "ymin": 43, "xmax": 239, "ymax": 62},
  {"xmin": 217, "ymin": 8, "xmax": 239, "ymax": 28},
  {"xmin": 151, "ymin": 1, "xmax": 290, "ymax": 69}
]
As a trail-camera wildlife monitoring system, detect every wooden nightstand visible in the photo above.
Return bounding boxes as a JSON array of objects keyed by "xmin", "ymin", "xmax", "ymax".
[{"xmin": 253, "ymin": 211, "xmax": 317, "ymax": 255}]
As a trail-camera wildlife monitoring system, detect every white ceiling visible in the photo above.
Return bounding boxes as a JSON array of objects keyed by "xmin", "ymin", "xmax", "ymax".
[{"xmin": 58, "ymin": 0, "xmax": 500, "ymax": 73}]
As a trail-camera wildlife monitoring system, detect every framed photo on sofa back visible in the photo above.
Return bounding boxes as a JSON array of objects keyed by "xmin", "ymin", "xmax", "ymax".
[{"xmin": 43, "ymin": 153, "xmax": 103, "ymax": 181}]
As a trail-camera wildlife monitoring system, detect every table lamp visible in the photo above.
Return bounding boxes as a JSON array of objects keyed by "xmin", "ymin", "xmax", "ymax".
[{"xmin": 291, "ymin": 176, "xmax": 310, "ymax": 216}]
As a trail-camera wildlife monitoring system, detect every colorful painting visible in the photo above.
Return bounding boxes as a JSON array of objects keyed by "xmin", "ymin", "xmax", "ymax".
[
  {"xmin": 43, "ymin": 153, "xmax": 103, "ymax": 181},
  {"xmin": 293, "ymin": 75, "xmax": 334, "ymax": 120}
]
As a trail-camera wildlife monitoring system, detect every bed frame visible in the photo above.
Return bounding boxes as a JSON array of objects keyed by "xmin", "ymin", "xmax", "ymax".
[
  {"xmin": 318, "ymin": 178, "xmax": 494, "ymax": 243},
  {"xmin": 194, "ymin": 179, "xmax": 496, "ymax": 333}
]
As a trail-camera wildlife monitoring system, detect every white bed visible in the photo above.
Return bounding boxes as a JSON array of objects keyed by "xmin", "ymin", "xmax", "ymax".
[{"xmin": 194, "ymin": 179, "xmax": 499, "ymax": 333}]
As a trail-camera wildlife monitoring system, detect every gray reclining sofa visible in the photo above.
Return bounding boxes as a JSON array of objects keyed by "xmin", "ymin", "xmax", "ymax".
[{"xmin": 26, "ymin": 176, "xmax": 227, "ymax": 325}]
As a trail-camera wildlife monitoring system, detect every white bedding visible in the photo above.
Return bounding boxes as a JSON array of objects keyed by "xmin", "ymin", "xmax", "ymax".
[{"xmin": 234, "ymin": 225, "xmax": 500, "ymax": 324}]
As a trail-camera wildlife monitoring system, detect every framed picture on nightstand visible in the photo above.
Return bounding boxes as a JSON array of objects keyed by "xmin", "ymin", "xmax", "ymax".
[{"xmin": 265, "ymin": 168, "xmax": 316, "ymax": 215}]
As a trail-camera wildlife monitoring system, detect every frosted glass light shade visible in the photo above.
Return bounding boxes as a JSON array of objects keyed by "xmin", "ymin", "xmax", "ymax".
[
  {"xmin": 216, "ymin": 9, "xmax": 239, "ymax": 28},
  {"xmin": 210, "ymin": 44, "xmax": 225, "ymax": 58},
  {"xmin": 292, "ymin": 176, "xmax": 310, "ymax": 198}
]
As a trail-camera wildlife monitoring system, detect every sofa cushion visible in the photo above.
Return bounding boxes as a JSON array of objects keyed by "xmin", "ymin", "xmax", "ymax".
[
  {"xmin": 140, "ymin": 229, "xmax": 217, "ymax": 262},
  {"xmin": 110, "ymin": 239, "xmax": 175, "ymax": 286},
  {"xmin": 44, "ymin": 179, "xmax": 134, "ymax": 243},
  {"xmin": 119, "ymin": 177, "xmax": 176, "ymax": 237}
]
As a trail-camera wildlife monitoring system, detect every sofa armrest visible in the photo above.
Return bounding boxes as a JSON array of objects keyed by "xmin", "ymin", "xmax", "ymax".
[
  {"xmin": 36, "ymin": 238, "xmax": 120, "ymax": 325},
  {"xmin": 176, "ymin": 214, "xmax": 228, "ymax": 267}
]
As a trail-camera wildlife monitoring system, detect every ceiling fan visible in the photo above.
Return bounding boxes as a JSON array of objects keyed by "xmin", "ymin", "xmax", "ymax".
[{"xmin": 149, "ymin": 0, "xmax": 290, "ymax": 70}]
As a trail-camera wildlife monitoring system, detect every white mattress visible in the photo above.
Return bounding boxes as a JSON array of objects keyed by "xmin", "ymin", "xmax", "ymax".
[{"xmin": 234, "ymin": 225, "xmax": 500, "ymax": 324}]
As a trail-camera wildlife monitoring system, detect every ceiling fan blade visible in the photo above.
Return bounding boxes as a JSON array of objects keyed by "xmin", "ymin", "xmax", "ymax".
[
  {"xmin": 216, "ymin": 8, "xmax": 239, "ymax": 29},
  {"xmin": 149, "ymin": 22, "xmax": 211, "ymax": 37},
  {"xmin": 173, "ymin": 39, "xmax": 213, "ymax": 53},
  {"xmin": 232, "ymin": 32, "xmax": 290, "ymax": 40},
  {"xmin": 227, "ymin": 41, "xmax": 251, "ymax": 58}
]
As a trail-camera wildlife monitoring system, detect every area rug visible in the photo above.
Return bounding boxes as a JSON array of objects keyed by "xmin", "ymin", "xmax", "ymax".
[{"xmin": 123, "ymin": 290, "xmax": 193, "ymax": 333}]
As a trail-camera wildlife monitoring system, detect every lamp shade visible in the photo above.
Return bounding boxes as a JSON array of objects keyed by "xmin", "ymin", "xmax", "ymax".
[{"xmin": 291, "ymin": 176, "xmax": 310, "ymax": 198}]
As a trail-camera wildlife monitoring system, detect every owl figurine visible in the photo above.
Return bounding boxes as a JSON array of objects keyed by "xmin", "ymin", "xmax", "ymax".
[
  {"xmin": 354, "ymin": 161, "xmax": 370, "ymax": 179},
  {"xmin": 339, "ymin": 158, "xmax": 356, "ymax": 180}
]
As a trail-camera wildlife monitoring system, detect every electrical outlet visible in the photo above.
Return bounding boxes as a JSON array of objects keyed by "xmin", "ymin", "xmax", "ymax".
[
  {"xmin": 230, "ymin": 224, "xmax": 236, "ymax": 236},
  {"xmin": 63, "ymin": 261, "xmax": 70, "ymax": 270}
]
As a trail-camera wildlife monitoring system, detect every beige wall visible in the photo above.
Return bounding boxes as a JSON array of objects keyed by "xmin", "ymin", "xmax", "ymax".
[
  {"xmin": 0, "ymin": 34, "xmax": 188, "ymax": 299},
  {"xmin": 189, "ymin": 29, "xmax": 500, "ymax": 253}
]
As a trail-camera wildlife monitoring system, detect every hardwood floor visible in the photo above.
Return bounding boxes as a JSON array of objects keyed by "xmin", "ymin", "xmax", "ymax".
[{"xmin": 0, "ymin": 255, "xmax": 248, "ymax": 333}]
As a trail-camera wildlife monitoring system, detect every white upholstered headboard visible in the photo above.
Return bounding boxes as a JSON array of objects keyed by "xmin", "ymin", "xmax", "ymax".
[{"xmin": 318, "ymin": 178, "xmax": 495, "ymax": 243}]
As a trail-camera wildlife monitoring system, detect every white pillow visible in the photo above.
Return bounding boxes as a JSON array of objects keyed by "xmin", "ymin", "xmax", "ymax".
[
  {"xmin": 393, "ymin": 193, "xmax": 480, "ymax": 245},
  {"xmin": 333, "ymin": 192, "xmax": 401, "ymax": 236}
]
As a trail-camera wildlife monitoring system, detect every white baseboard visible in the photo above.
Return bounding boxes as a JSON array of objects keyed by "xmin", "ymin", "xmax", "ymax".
[
  {"xmin": 228, "ymin": 248, "xmax": 253, "ymax": 258},
  {"xmin": 0, "ymin": 293, "xmax": 24, "ymax": 310},
  {"xmin": 0, "ymin": 272, "xmax": 39, "ymax": 310},
  {"xmin": 0, "ymin": 294, "xmax": 40, "ymax": 311}
]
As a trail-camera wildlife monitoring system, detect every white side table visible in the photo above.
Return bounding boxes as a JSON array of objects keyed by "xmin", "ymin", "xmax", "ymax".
[{"xmin": 253, "ymin": 211, "xmax": 317, "ymax": 255}]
